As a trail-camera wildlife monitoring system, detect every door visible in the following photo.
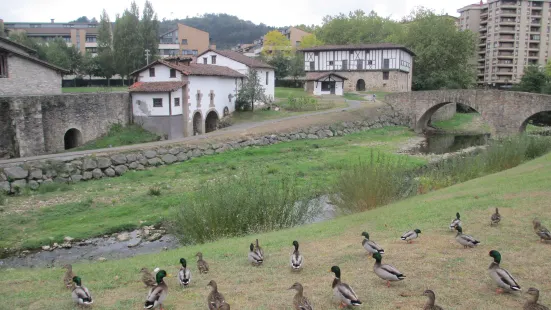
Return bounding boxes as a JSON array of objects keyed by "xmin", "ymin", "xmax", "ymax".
[{"xmin": 330, "ymin": 82, "xmax": 336, "ymax": 95}]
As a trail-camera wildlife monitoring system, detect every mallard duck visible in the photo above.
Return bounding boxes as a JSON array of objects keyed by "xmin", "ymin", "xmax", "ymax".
[
  {"xmin": 144, "ymin": 270, "xmax": 169, "ymax": 309},
  {"xmin": 63, "ymin": 264, "xmax": 75, "ymax": 289},
  {"xmin": 196, "ymin": 252, "xmax": 209, "ymax": 274},
  {"xmin": 330, "ymin": 266, "xmax": 362, "ymax": 307},
  {"xmin": 488, "ymin": 250, "xmax": 521, "ymax": 294},
  {"xmin": 401, "ymin": 229, "xmax": 421, "ymax": 243},
  {"xmin": 289, "ymin": 282, "xmax": 313, "ymax": 310},
  {"xmin": 423, "ymin": 290, "xmax": 443, "ymax": 310},
  {"xmin": 248, "ymin": 243, "xmax": 263, "ymax": 266},
  {"xmin": 533, "ymin": 219, "xmax": 551, "ymax": 242},
  {"xmin": 141, "ymin": 267, "xmax": 157, "ymax": 288},
  {"xmin": 290, "ymin": 240, "xmax": 304, "ymax": 271},
  {"xmin": 361, "ymin": 232, "xmax": 385, "ymax": 257},
  {"xmin": 178, "ymin": 258, "xmax": 191, "ymax": 287},
  {"xmin": 71, "ymin": 276, "xmax": 93, "ymax": 306},
  {"xmin": 254, "ymin": 239, "xmax": 264, "ymax": 258},
  {"xmin": 372, "ymin": 252, "xmax": 405, "ymax": 287},
  {"xmin": 455, "ymin": 226, "xmax": 480, "ymax": 248},
  {"xmin": 524, "ymin": 287, "xmax": 549, "ymax": 310},
  {"xmin": 207, "ymin": 280, "xmax": 230, "ymax": 309},
  {"xmin": 450, "ymin": 212, "xmax": 461, "ymax": 230},
  {"xmin": 491, "ymin": 208, "xmax": 501, "ymax": 226}
]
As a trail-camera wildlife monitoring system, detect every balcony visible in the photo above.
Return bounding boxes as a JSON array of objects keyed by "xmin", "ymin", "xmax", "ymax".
[
  {"xmin": 498, "ymin": 26, "xmax": 516, "ymax": 33},
  {"xmin": 497, "ymin": 44, "xmax": 515, "ymax": 50},
  {"xmin": 497, "ymin": 52, "xmax": 514, "ymax": 58},
  {"xmin": 496, "ymin": 61, "xmax": 514, "ymax": 67},
  {"xmin": 528, "ymin": 60, "xmax": 538, "ymax": 65},
  {"xmin": 531, "ymin": 10, "xmax": 542, "ymax": 15},
  {"xmin": 528, "ymin": 43, "xmax": 540, "ymax": 50},
  {"xmin": 531, "ymin": 18, "xmax": 541, "ymax": 25},
  {"xmin": 528, "ymin": 52, "xmax": 539, "ymax": 59},
  {"xmin": 529, "ymin": 35, "xmax": 541, "ymax": 41},
  {"xmin": 500, "ymin": 1, "xmax": 518, "ymax": 9},
  {"xmin": 501, "ymin": 9, "xmax": 517, "ymax": 16},
  {"xmin": 530, "ymin": 27, "xmax": 541, "ymax": 33},
  {"xmin": 497, "ymin": 35, "xmax": 515, "ymax": 41},
  {"xmin": 499, "ymin": 18, "xmax": 516, "ymax": 25}
]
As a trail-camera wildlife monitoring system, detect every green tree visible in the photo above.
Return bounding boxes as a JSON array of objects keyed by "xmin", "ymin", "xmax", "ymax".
[
  {"xmin": 8, "ymin": 32, "xmax": 48, "ymax": 60},
  {"xmin": 268, "ymin": 53, "xmax": 290, "ymax": 80},
  {"xmin": 288, "ymin": 53, "xmax": 305, "ymax": 82},
  {"xmin": 80, "ymin": 52, "xmax": 101, "ymax": 83},
  {"xmin": 262, "ymin": 30, "xmax": 292, "ymax": 56},
  {"xmin": 237, "ymin": 69, "xmax": 266, "ymax": 111},
  {"xmin": 515, "ymin": 65, "xmax": 548, "ymax": 93},
  {"xmin": 97, "ymin": 9, "xmax": 116, "ymax": 86},
  {"xmin": 71, "ymin": 16, "xmax": 90, "ymax": 23},
  {"xmin": 140, "ymin": 0, "xmax": 159, "ymax": 64},
  {"xmin": 113, "ymin": 1, "xmax": 142, "ymax": 84},
  {"xmin": 299, "ymin": 34, "xmax": 324, "ymax": 48}
]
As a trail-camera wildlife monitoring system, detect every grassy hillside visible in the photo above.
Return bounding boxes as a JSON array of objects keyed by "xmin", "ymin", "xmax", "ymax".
[{"xmin": 2, "ymin": 150, "xmax": 551, "ymax": 309}]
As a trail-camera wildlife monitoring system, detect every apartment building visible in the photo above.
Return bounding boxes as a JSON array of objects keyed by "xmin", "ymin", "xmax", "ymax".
[
  {"xmin": 458, "ymin": 0, "xmax": 550, "ymax": 87},
  {"xmin": 232, "ymin": 27, "xmax": 311, "ymax": 57},
  {"xmin": 158, "ymin": 23, "xmax": 213, "ymax": 58}
]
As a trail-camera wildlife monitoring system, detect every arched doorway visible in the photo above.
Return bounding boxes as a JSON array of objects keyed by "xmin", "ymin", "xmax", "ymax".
[
  {"xmin": 356, "ymin": 79, "xmax": 366, "ymax": 91},
  {"xmin": 205, "ymin": 111, "xmax": 219, "ymax": 133},
  {"xmin": 64, "ymin": 128, "xmax": 82, "ymax": 150},
  {"xmin": 193, "ymin": 112, "xmax": 202, "ymax": 136}
]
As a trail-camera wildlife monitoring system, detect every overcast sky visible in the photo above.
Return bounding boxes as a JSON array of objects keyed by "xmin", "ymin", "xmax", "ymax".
[{"xmin": 1, "ymin": 0, "xmax": 479, "ymax": 26}]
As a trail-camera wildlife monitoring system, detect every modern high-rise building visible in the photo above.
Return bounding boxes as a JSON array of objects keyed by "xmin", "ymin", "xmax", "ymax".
[{"xmin": 458, "ymin": 0, "xmax": 549, "ymax": 87}]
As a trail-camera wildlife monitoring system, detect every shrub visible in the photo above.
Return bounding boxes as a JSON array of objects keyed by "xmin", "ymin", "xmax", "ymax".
[
  {"xmin": 148, "ymin": 186, "xmax": 162, "ymax": 196},
  {"xmin": 170, "ymin": 173, "xmax": 321, "ymax": 244},
  {"xmin": 38, "ymin": 182, "xmax": 71, "ymax": 194},
  {"xmin": 285, "ymin": 95, "xmax": 319, "ymax": 111}
]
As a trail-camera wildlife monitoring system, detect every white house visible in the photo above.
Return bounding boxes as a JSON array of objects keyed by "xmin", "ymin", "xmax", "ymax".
[
  {"xmin": 129, "ymin": 56, "xmax": 244, "ymax": 139},
  {"xmin": 195, "ymin": 49, "xmax": 275, "ymax": 103},
  {"xmin": 304, "ymin": 72, "xmax": 347, "ymax": 96}
]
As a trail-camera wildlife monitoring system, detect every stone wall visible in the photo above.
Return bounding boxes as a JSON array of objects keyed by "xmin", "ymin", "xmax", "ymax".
[
  {"xmin": 0, "ymin": 56, "xmax": 63, "ymax": 96},
  {"xmin": 0, "ymin": 92, "xmax": 131, "ymax": 158},
  {"xmin": 430, "ymin": 103, "xmax": 456, "ymax": 122},
  {"xmin": 0, "ymin": 112, "xmax": 409, "ymax": 194},
  {"xmin": 338, "ymin": 70, "xmax": 412, "ymax": 92}
]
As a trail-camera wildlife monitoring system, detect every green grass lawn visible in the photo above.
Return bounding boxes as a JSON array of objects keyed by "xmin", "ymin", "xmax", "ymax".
[
  {"xmin": 275, "ymin": 87, "xmax": 309, "ymax": 99},
  {"xmin": 343, "ymin": 92, "xmax": 367, "ymax": 101},
  {"xmin": 69, "ymin": 124, "xmax": 160, "ymax": 152},
  {"xmin": 62, "ymin": 86, "xmax": 129, "ymax": 93},
  {"xmin": 0, "ymin": 127, "xmax": 421, "ymax": 251},
  {"xmin": 2, "ymin": 144, "xmax": 551, "ymax": 309},
  {"xmin": 433, "ymin": 112, "xmax": 491, "ymax": 133}
]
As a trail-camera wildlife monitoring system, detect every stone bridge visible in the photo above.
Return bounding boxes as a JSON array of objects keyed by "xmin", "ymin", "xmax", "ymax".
[{"xmin": 385, "ymin": 90, "xmax": 551, "ymax": 137}]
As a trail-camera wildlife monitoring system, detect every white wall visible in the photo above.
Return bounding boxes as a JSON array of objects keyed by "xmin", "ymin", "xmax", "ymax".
[
  {"xmin": 132, "ymin": 92, "xmax": 170, "ymax": 116},
  {"xmin": 199, "ymin": 51, "xmax": 248, "ymax": 74},
  {"xmin": 187, "ymin": 75, "xmax": 239, "ymax": 122},
  {"xmin": 304, "ymin": 49, "xmax": 413, "ymax": 73},
  {"xmin": 312, "ymin": 75, "xmax": 344, "ymax": 96},
  {"xmin": 256, "ymin": 69, "xmax": 275, "ymax": 102},
  {"xmin": 136, "ymin": 64, "xmax": 182, "ymax": 82}
]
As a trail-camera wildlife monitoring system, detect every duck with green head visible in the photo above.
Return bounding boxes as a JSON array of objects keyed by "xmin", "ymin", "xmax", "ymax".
[
  {"xmin": 450, "ymin": 212, "xmax": 461, "ymax": 231},
  {"xmin": 401, "ymin": 229, "xmax": 421, "ymax": 243},
  {"xmin": 455, "ymin": 225, "xmax": 480, "ymax": 248},
  {"xmin": 361, "ymin": 232, "xmax": 385, "ymax": 257},
  {"xmin": 372, "ymin": 252, "xmax": 405, "ymax": 287},
  {"xmin": 330, "ymin": 266, "xmax": 362, "ymax": 308},
  {"xmin": 71, "ymin": 276, "xmax": 93, "ymax": 306},
  {"xmin": 144, "ymin": 270, "xmax": 170, "ymax": 309},
  {"xmin": 248, "ymin": 243, "xmax": 263, "ymax": 266},
  {"xmin": 488, "ymin": 250, "xmax": 521, "ymax": 294},
  {"xmin": 178, "ymin": 258, "xmax": 191, "ymax": 287}
]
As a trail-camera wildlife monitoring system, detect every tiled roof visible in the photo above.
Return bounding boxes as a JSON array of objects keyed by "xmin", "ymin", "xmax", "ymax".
[
  {"xmin": 130, "ymin": 59, "xmax": 245, "ymax": 78},
  {"xmin": 128, "ymin": 81, "xmax": 187, "ymax": 93},
  {"xmin": 305, "ymin": 72, "xmax": 348, "ymax": 81},
  {"xmin": 300, "ymin": 43, "xmax": 415, "ymax": 56},
  {"xmin": 196, "ymin": 49, "xmax": 274, "ymax": 69}
]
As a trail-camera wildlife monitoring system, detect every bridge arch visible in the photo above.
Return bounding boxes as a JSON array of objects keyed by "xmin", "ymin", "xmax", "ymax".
[
  {"xmin": 64, "ymin": 128, "xmax": 83, "ymax": 150},
  {"xmin": 519, "ymin": 110, "xmax": 551, "ymax": 133}
]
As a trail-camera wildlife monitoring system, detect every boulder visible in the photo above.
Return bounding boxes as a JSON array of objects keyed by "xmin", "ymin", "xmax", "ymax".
[
  {"xmin": 127, "ymin": 238, "xmax": 142, "ymax": 248},
  {"xmin": 97, "ymin": 157, "xmax": 112, "ymax": 169},
  {"xmin": 139, "ymin": 157, "xmax": 148, "ymax": 165},
  {"xmin": 161, "ymin": 154, "xmax": 177, "ymax": 164},
  {"xmin": 28, "ymin": 180, "xmax": 39, "ymax": 190},
  {"xmin": 4, "ymin": 166, "xmax": 28, "ymax": 180},
  {"xmin": 61, "ymin": 242, "xmax": 72, "ymax": 249},
  {"xmin": 82, "ymin": 158, "xmax": 97, "ymax": 171},
  {"xmin": 0, "ymin": 172, "xmax": 6, "ymax": 181},
  {"xmin": 29, "ymin": 169, "xmax": 43, "ymax": 180},
  {"xmin": 70, "ymin": 160, "xmax": 83, "ymax": 170},
  {"xmin": 71, "ymin": 175, "xmax": 83, "ymax": 183},
  {"xmin": 177, "ymin": 153, "xmax": 189, "ymax": 162},
  {"xmin": 10, "ymin": 179, "xmax": 27, "ymax": 192},
  {"xmin": 117, "ymin": 232, "xmax": 130, "ymax": 242},
  {"xmin": 148, "ymin": 158, "xmax": 162, "ymax": 166},
  {"xmin": 41, "ymin": 245, "xmax": 51, "ymax": 251},
  {"xmin": 114, "ymin": 165, "xmax": 128, "ymax": 176},
  {"xmin": 104, "ymin": 168, "xmax": 116, "ymax": 177},
  {"xmin": 144, "ymin": 150, "xmax": 157, "ymax": 159},
  {"xmin": 97, "ymin": 257, "xmax": 107, "ymax": 262},
  {"xmin": 169, "ymin": 148, "xmax": 180, "ymax": 155},
  {"xmin": 92, "ymin": 168, "xmax": 103, "ymax": 179},
  {"xmin": 0, "ymin": 181, "xmax": 10, "ymax": 193},
  {"xmin": 82, "ymin": 171, "xmax": 93, "ymax": 181},
  {"xmin": 157, "ymin": 148, "xmax": 168, "ymax": 155},
  {"xmin": 111, "ymin": 154, "xmax": 127, "ymax": 165},
  {"xmin": 126, "ymin": 153, "xmax": 137, "ymax": 162},
  {"xmin": 204, "ymin": 149, "xmax": 215, "ymax": 155},
  {"xmin": 64, "ymin": 236, "xmax": 74, "ymax": 243},
  {"xmin": 136, "ymin": 164, "xmax": 145, "ymax": 171},
  {"xmin": 192, "ymin": 149, "xmax": 203, "ymax": 157},
  {"xmin": 307, "ymin": 134, "xmax": 318, "ymax": 139},
  {"xmin": 147, "ymin": 233, "xmax": 162, "ymax": 242},
  {"xmin": 54, "ymin": 177, "xmax": 70, "ymax": 183},
  {"xmin": 128, "ymin": 162, "xmax": 139, "ymax": 170}
]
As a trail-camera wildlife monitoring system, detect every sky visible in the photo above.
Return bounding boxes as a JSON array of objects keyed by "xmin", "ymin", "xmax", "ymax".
[{"xmin": 1, "ymin": 0, "xmax": 480, "ymax": 26}]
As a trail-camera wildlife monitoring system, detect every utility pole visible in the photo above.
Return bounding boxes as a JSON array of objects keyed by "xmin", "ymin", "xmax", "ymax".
[{"xmin": 145, "ymin": 49, "xmax": 151, "ymax": 64}]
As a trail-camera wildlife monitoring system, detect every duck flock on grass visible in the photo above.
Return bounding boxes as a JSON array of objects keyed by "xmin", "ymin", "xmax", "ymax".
[{"xmin": 63, "ymin": 214, "xmax": 551, "ymax": 309}]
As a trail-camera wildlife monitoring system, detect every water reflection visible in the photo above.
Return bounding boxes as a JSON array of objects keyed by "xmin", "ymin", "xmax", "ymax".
[{"xmin": 418, "ymin": 133, "xmax": 490, "ymax": 154}]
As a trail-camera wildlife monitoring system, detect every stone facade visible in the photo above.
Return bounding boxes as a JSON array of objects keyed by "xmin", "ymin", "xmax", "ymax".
[
  {"xmin": 0, "ymin": 112, "xmax": 409, "ymax": 194},
  {"xmin": 338, "ymin": 70, "xmax": 412, "ymax": 93},
  {"xmin": 0, "ymin": 56, "xmax": 63, "ymax": 96},
  {"xmin": 0, "ymin": 92, "xmax": 131, "ymax": 158}
]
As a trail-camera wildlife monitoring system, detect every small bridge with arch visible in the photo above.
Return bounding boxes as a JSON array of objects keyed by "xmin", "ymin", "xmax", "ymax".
[{"xmin": 385, "ymin": 90, "xmax": 551, "ymax": 137}]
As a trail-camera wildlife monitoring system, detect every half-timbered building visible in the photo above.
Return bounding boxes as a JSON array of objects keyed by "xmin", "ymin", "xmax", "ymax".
[{"xmin": 300, "ymin": 43, "xmax": 415, "ymax": 94}]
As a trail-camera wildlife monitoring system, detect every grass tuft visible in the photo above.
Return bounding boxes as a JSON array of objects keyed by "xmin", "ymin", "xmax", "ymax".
[{"xmin": 148, "ymin": 186, "xmax": 162, "ymax": 196}]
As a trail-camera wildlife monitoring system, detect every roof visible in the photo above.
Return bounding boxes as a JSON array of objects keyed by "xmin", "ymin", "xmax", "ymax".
[
  {"xmin": 130, "ymin": 59, "xmax": 245, "ymax": 78},
  {"xmin": 0, "ymin": 37, "xmax": 70, "ymax": 73},
  {"xmin": 300, "ymin": 43, "xmax": 416, "ymax": 56},
  {"xmin": 196, "ymin": 49, "xmax": 274, "ymax": 69},
  {"xmin": 0, "ymin": 36, "xmax": 37, "ymax": 54},
  {"xmin": 128, "ymin": 81, "xmax": 188, "ymax": 93},
  {"xmin": 305, "ymin": 72, "xmax": 348, "ymax": 81}
]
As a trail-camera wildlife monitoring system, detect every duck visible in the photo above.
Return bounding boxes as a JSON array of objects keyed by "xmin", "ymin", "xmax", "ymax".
[
  {"xmin": 140, "ymin": 267, "xmax": 157, "ymax": 288},
  {"xmin": 423, "ymin": 290, "xmax": 443, "ymax": 310},
  {"xmin": 290, "ymin": 240, "xmax": 304, "ymax": 271},
  {"xmin": 248, "ymin": 243, "xmax": 264, "ymax": 266},
  {"xmin": 361, "ymin": 232, "xmax": 385, "ymax": 256},
  {"xmin": 207, "ymin": 280, "xmax": 230, "ymax": 309},
  {"xmin": 144, "ymin": 270, "xmax": 169, "ymax": 310},
  {"xmin": 178, "ymin": 258, "xmax": 192, "ymax": 287},
  {"xmin": 63, "ymin": 264, "xmax": 75, "ymax": 289},
  {"xmin": 372, "ymin": 252, "xmax": 405, "ymax": 287},
  {"xmin": 488, "ymin": 250, "xmax": 521, "ymax": 294},
  {"xmin": 330, "ymin": 265, "xmax": 362, "ymax": 307},
  {"xmin": 455, "ymin": 225, "xmax": 480, "ymax": 248},
  {"xmin": 71, "ymin": 276, "xmax": 93, "ymax": 306},
  {"xmin": 450, "ymin": 212, "xmax": 461, "ymax": 230},
  {"xmin": 401, "ymin": 229, "xmax": 421, "ymax": 243},
  {"xmin": 491, "ymin": 208, "xmax": 501, "ymax": 226},
  {"xmin": 289, "ymin": 282, "xmax": 313, "ymax": 310},
  {"xmin": 254, "ymin": 239, "xmax": 264, "ymax": 258},
  {"xmin": 524, "ymin": 287, "xmax": 549, "ymax": 310},
  {"xmin": 533, "ymin": 219, "xmax": 551, "ymax": 242},
  {"xmin": 196, "ymin": 252, "xmax": 209, "ymax": 274}
]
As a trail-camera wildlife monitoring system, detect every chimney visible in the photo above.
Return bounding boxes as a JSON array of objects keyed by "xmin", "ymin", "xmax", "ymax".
[{"xmin": 51, "ymin": 19, "xmax": 55, "ymax": 23}]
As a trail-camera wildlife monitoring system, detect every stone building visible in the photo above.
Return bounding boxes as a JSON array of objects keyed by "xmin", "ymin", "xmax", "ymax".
[
  {"xmin": 300, "ymin": 43, "xmax": 415, "ymax": 94},
  {"xmin": 0, "ymin": 37, "xmax": 68, "ymax": 95}
]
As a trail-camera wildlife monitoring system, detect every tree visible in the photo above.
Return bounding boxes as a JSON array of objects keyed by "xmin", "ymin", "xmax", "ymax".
[
  {"xmin": 288, "ymin": 53, "xmax": 305, "ymax": 82},
  {"xmin": 71, "ymin": 16, "xmax": 90, "ymax": 23},
  {"xmin": 8, "ymin": 32, "xmax": 48, "ymax": 60},
  {"xmin": 268, "ymin": 53, "xmax": 290, "ymax": 80},
  {"xmin": 140, "ymin": 1, "xmax": 159, "ymax": 64},
  {"xmin": 90, "ymin": 17, "xmax": 98, "ymax": 24},
  {"xmin": 515, "ymin": 65, "xmax": 548, "ymax": 93},
  {"xmin": 294, "ymin": 24, "xmax": 318, "ymax": 33},
  {"xmin": 237, "ymin": 69, "xmax": 266, "ymax": 111},
  {"xmin": 80, "ymin": 52, "xmax": 101, "ymax": 83},
  {"xmin": 97, "ymin": 9, "xmax": 116, "ymax": 85},
  {"xmin": 113, "ymin": 1, "xmax": 142, "ymax": 84},
  {"xmin": 0, "ymin": 22, "xmax": 5, "ymax": 38},
  {"xmin": 299, "ymin": 34, "xmax": 324, "ymax": 48},
  {"xmin": 262, "ymin": 30, "xmax": 292, "ymax": 57}
]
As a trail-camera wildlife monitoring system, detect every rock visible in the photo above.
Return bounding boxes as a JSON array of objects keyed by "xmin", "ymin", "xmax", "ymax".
[
  {"xmin": 143, "ymin": 229, "xmax": 150, "ymax": 236},
  {"xmin": 147, "ymin": 233, "xmax": 162, "ymax": 242},
  {"xmin": 1, "ymin": 181, "xmax": 11, "ymax": 193},
  {"xmin": 157, "ymin": 148, "xmax": 168, "ymax": 155},
  {"xmin": 42, "ymin": 179, "xmax": 53, "ymax": 185},
  {"xmin": 136, "ymin": 164, "xmax": 145, "ymax": 171},
  {"xmin": 64, "ymin": 236, "xmax": 74, "ymax": 243},
  {"xmin": 126, "ymin": 153, "xmax": 137, "ymax": 162},
  {"xmin": 70, "ymin": 160, "xmax": 83, "ymax": 170},
  {"xmin": 114, "ymin": 165, "xmax": 128, "ymax": 176},
  {"xmin": 307, "ymin": 134, "xmax": 318, "ymax": 139},
  {"xmin": 148, "ymin": 158, "xmax": 162, "ymax": 166},
  {"xmin": 117, "ymin": 232, "xmax": 130, "ymax": 242},
  {"xmin": 61, "ymin": 242, "xmax": 72, "ymax": 249},
  {"xmin": 54, "ymin": 177, "xmax": 70, "ymax": 183},
  {"xmin": 144, "ymin": 150, "xmax": 157, "ymax": 159},
  {"xmin": 127, "ymin": 238, "xmax": 142, "ymax": 248},
  {"xmin": 0, "ymin": 172, "xmax": 6, "ymax": 181},
  {"xmin": 169, "ymin": 148, "xmax": 180, "ymax": 155},
  {"xmin": 139, "ymin": 157, "xmax": 148, "ymax": 165},
  {"xmin": 4, "ymin": 167, "xmax": 28, "ymax": 180},
  {"xmin": 82, "ymin": 171, "xmax": 93, "ymax": 181},
  {"xmin": 97, "ymin": 157, "xmax": 112, "ymax": 169},
  {"xmin": 104, "ymin": 168, "xmax": 116, "ymax": 177},
  {"xmin": 41, "ymin": 245, "xmax": 51, "ymax": 251},
  {"xmin": 52, "ymin": 243, "xmax": 59, "ymax": 249},
  {"xmin": 161, "ymin": 154, "xmax": 177, "ymax": 164},
  {"xmin": 92, "ymin": 168, "xmax": 103, "ymax": 179},
  {"xmin": 111, "ymin": 154, "xmax": 127, "ymax": 165},
  {"xmin": 71, "ymin": 175, "xmax": 83, "ymax": 183},
  {"xmin": 97, "ymin": 257, "xmax": 107, "ymax": 262},
  {"xmin": 29, "ymin": 169, "xmax": 43, "ymax": 180},
  {"xmin": 162, "ymin": 247, "xmax": 168, "ymax": 251},
  {"xmin": 10, "ymin": 179, "xmax": 27, "ymax": 192},
  {"xmin": 192, "ymin": 149, "xmax": 203, "ymax": 157},
  {"xmin": 204, "ymin": 149, "xmax": 215, "ymax": 155},
  {"xmin": 128, "ymin": 161, "xmax": 139, "ymax": 169},
  {"xmin": 177, "ymin": 152, "xmax": 188, "ymax": 162},
  {"xmin": 28, "ymin": 180, "xmax": 39, "ymax": 190},
  {"xmin": 61, "ymin": 163, "xmax": 75, "ymax": 174},
  {"xmin": 45, "ymin": 170, "xmax": 57, "ymax": 178},
  {"xmin": 82, "ymin": 158, "xmax": 97, "ymax": 171}
]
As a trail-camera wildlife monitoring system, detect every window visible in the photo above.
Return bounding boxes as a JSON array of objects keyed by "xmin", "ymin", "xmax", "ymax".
[
  {"xmin": 153, "ymin": 98, "xmax": 163, "ymax": 107},
  {"xmin": 329, "ymin": 61, "xmax": 334, "ymax": 66},
  {"xmin": 181, "ymin": 39, "xmax": 188, "ymax": 45},
  {"xmin": 266, "ymin": 72, "xmax": 269, "ymax": 85},
  {"xmin": 367, "ymin": 60, "xmax": 373, "ymax": 65},
  {"xmin": 203, "ymin": 57, "xmax": 207, "ymax": 64},
  {"xmin": 357, "ymin": 59, "xmax": 363, "ymax": 70},
  {"xmin": 85, "ymin": 36, "xmax": 96, "ymax": 42},
  {"xmin": 383, "ymin": 72, "xmax": 389, "ymax": 80},
  {"xmin": 0, "ymin": 53, "xmax": 7, "ymax": 78},
  {"xmin": 211, "ymin": 55, "xmax": 217, "ymax": 64},
  {"xmin": 174, "ymin": 98, "xmax": 180, "ymax": 106},
  {"xmin": 309, "ymin": 61, "xmax": 315, "ymax": 70},
  {"xmin": 383, "ymin": 59, "xmax": 390, "ymax": 69},
  {"xmin": 321, "ymin": 82, "xmax": 331, "ymax": 91},
  {"xmin": 342, "ymin": 60, "xmax": 348, "ymax": 70},
  {"xmin": 149, "ymin": 67, "xmax": 155, "ymax": 77},
  {"xmin": 170, "ymin": 69, "xmax": 176, "ymax": 78}
]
